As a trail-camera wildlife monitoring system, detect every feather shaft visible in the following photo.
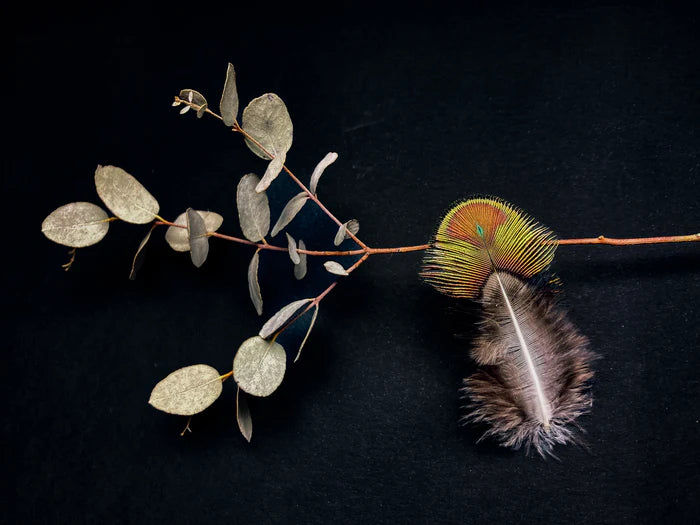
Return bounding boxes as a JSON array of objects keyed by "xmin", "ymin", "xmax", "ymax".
[{"xmin": 493, "ymin": 271, "xmax": 552, "ymax": 429}]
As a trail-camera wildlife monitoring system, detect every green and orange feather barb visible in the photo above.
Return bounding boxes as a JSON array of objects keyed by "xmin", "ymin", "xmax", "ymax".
[{"xmin": 421, "ymin": 197, "xmax": 558, "ymax": 298}]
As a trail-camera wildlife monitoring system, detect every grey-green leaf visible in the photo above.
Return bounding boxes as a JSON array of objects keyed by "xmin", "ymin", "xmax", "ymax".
[
  {"xmin": 236, "ymin": 386, "xmax": 253, "ymax": 442},
  {"xmin": 294, "ymin": 239, "xmax": 307, "ymax": 280},
  {"xmin": 187, "ymin": 208, "xmax": 209, "ymax": 268},
  {"xmin": 286, "ymin": 233, "xmax": 300, "ymax": 264},
  {"xmin": 129, "ymin": 225, "xmax": 155, "ymax": 280},
  {"xmin": 270, "ymin": 192, "xmax": 308, "ymax": 237},
  {"xmin": 220, "ymin": 63, "xmax": 239, "ymax": 127},
  {"xmin": 41, "ymin": 202, "xmax": 110, "ymax": 248},
  {"xmin": 333, "ymin": 219, "xmax": 360, "ymax": 246},
  {"xmin": 179, "ymin": 89, "xmax": 207, "ymax": 108},
  {"xmin": 241, "ymin": 93, "xmax": 293, "ymax": 160},
  {"xmin": 248, "ymin": 249, "xmax": 263, "ymax": 315},
  {"xmin": 309, "ymin": 152, "xmax": 338, "ymax": 194},
  {"xmin": 255, "ymin": 153, "xmax": 285, "ymax": 193},
  {"xmin": 295, "ymin": 304, "xmax": 319, "ymax": 362},
  {"xmin": 324, "ymin": 260, "xmax": 348, "ymax": 276},
  {"xmin": 94, "ymin": 165, "xmax": 160, "ymax": 224},
  {"xmin": 165, "ymin": 210, "xmax": 224, "ymax": 252},
  {"xmin": 148, "ymin": 364, "xmax": 223, "ymax": 416},
  {"xmin": 259, "ymin": 298, "xmax": 313, "ymax": 339},
  {"xmin": 196, "ymin": 103, "xmax": 208, "ymax": 118},
  {"xmin": 237, "ymin": 174, "xmax": 270, "ymax": 242},
  {"xmin": 233, "ymin": 336, "xmax": 286, "ymax": 397}
]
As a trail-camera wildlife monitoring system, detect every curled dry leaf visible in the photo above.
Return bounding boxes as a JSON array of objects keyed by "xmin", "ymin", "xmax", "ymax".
[
  {"xmin": 237, "ymin": 174, "xmax": 270, "ymax": 242},
  {"xmin": 333, "ymin": 219, "xmax": 360, "ymax": 246},
  {"xmin": 309, "ymin": 152, "xmax": 338, "ymax": 194},
  {"xmin": 248, "ymin": 249, "xmax": 263, "ymax": 315},
  {"xmin": 241, "ymin": 93, "xmax": 293, "ymax": 161},
  {"xmin": 294, "ymin": 239, "xmax": 307, "ymax": 280},
  {"xmin": 324, "ymin": 260, "xmax": 349, "ymax": 276},
  {"xmin": 270, "ymin": 192, "xmax": 308, "ymax": 237},
  {"xmin": 233, "ymin": 336, "xmax": 286, "ymax": 397},
  {"xmin": 286, "ymin": 233, "xmax": 300, "ymax": 264},
  {"xmin": 179, "ymin": 89, "xmax": 207, "ymax": 108},
  {"xmin": 295, "ymin": 304, "xmax": 319, "ymax": 362},
  {"xmin": 94, "ymin": 165, "xmax": 160, "ymax": 224},
  {"xmin": 236, "ymin": 386, "xmax": 253, "ymax": 442},
  {"xmin": 259, "ymin": 298, "xmax": 313, "ymax": 339},
  {"xmin": 165, "ymin": 211, "xmax": 224, "ymax": 252},
  {"xmin": 129, "ymin": 224, "xmax": 156, "ymax": 280},
  {"xmin": 41, "ymin": 202, "xmax": 110, "ymax": 248},
  {"xmin": 196, "ymin": 104, "xmax": 208, "ymax": 118},
  {"xmin": 148, "ymin": 364, "xmax": 223, "ymax": 416},
  {"xmin": 220, "ymin": 63, "xmax": 239, "ymax": 127},
  {"xmin": 186, "ymin": 208, "xmax": 209, "ymax": 268}
]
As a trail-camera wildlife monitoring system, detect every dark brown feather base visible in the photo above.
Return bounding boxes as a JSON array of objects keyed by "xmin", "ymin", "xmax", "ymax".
[{"xmin": 461, "ymin": 274, "xmax": 597, "ymax": 458}]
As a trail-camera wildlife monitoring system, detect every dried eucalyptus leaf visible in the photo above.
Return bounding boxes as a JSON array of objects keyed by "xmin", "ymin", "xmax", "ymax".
[
  {"xmin": 333, "ymin": 223, "xmax": 347, "ymax": 247},
  {"xmin": 294, "ymin": 239, "xmax": 307, "ymax": 280},
  {"xmin": 237, "ymin": 174, "xmax": 270, "ymax": 242},
  {"xmin": 259, "ymin": 298, "xmax": 313, "ymax": 339},
  {"xmin": 286, "ymin": 233, "xmax": 300, "ymax": 264},
  {"xmin": 241, "ymin": 93, "xmax": 293, "ymax": 160},
  {"xmin": 255, "ymin": 153, "xmax": 285, "ymax": 193},
  {"xmin": 196, "ymin": 103, "xmax": 208, "ymax": 118},
  {"xmin": 129, "ymin": 225, "xmax": 155, "ymax": 280},
  {"xmin": 333, "ymin": 219, "xmax": 360, "ymax": 246},
  {"xmin": 324, "ymin": 260, "xmax": 349, "ymax": 276},
  {"xmin": 270, "ymin": 192, "xmax": 308, "ymax": 237},
  {"xmin": 220, "ymin": 63, "xmax": 239, "ymax": 127},
  {"xmin": 148, "ymin": 364, "xmax": 223, "ymax": 416},
  {"xmin": 248, "ymin": 249, "xmax": 263, "ymax": 315},
  {"xmin": 295, "ymin": 304, "xmax": 318, "ymax": 362},
  {"xmin": 41, "ymin": 202, "xmax": 110, "ymax": 248},
  {"xmin": 309, "ymin": 152, "xmax": 338, "ymax": 194},
  {"xmin": 233, "ymin": 336, "xmax": 286, "ymax": 397},
  {"xmin": 236, "ymin": 386, "xmax": 252, "ymax": 442},
  {"xmin": 187, "ymin": 208, "xmax": 209, "ymax": 268},
  {"xmin": 94, "ymin": 165, "xmax": 160, "ymax": 224},
  {"xmin": 165, "ymin": 211, "xmax": 224, "ymax": 252},
  {"xmin": 179, "ymin": 89, "xmax": 207, "ymax": 107},
  {"xmin": 180, "ymin": 105, "xmax": 191, "ymax": 115}
]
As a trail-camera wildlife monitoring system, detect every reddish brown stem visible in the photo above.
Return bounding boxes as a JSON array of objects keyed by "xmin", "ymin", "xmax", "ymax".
[{"xmin": 556, "ymin": 233, "xmax": 699, "ymax": 246}]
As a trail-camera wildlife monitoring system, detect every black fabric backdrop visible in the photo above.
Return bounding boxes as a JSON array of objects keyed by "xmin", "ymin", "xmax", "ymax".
[{"xmin": 8, "ymin": 2, "xmax": 700, "ymax": 523}]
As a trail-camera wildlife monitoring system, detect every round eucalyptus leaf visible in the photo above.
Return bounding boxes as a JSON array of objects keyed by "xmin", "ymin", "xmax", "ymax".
[
  {"xmin": 94, "ymin": 165, "xmax": 159, "ymax": 224},
  {"xmin": 41, "ymin": 202, "xmax": 110, "ymax": 248},
  {"xmin": 148, "ymin": 364, "xmax": 223, "ymax": 416},
  {"xmin": 241, "ymin": 93, "xmax": 293, "ymax": 160},
  {"xmin": 233, "ymin": 336, "xmax": 286, "ymax": 397},
  {"xmin": 165, "ymin": 211, "xmax": 224, "ymax": 252}
]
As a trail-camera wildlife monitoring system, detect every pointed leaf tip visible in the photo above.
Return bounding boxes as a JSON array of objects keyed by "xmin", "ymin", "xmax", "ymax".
[
  {"xmin": 270, "ymin": 192, "xmax": 308, "ymax": 237},
  {"xmin": 248, "ymin": 249, "xmax": 263, "ymax": 315},
  {"xmin": 220, "ymin": 63, "xmax": 239, "ymax": 127},
  {"xmin": 259, "ymin": 298, "xmax": 313, "ymax": 339},
  {"xmin": 236, "ymin": 386, "xmax": 253, "ymax": 442},
  {"xmin": 324, "ymin": 260, "xmax": 349, "ymax": 276}
]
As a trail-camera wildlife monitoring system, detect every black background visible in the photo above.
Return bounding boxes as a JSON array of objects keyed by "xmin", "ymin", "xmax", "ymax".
[{"xmin": 9, "ymin": 2, "xmax": 700, "ymax": 523}]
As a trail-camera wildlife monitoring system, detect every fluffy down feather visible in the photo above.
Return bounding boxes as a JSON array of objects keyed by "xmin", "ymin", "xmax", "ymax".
[{"xmin": 462, "ymin": 273, "xmax": 596, "ymax": 458}]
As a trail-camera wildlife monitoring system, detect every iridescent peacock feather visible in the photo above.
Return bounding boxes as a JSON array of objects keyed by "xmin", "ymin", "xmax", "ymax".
[
  {"xmin": 422, "ymin": 196, "xmax": 595, "ymax": 458},
  {"xmin": 421, "ymin": 197, "xmax": 558, "ymax": 298}
]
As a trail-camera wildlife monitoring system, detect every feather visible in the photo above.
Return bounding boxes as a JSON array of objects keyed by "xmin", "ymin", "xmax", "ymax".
[{"xmin": 421, "ymin": 196, "xmax": 596, "ymax": 457}]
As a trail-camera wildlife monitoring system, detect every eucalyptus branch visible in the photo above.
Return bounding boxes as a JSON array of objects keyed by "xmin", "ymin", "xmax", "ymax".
[{"xmin": 41, "ymin": 63, "xmax": 699, "ymax": 445}]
